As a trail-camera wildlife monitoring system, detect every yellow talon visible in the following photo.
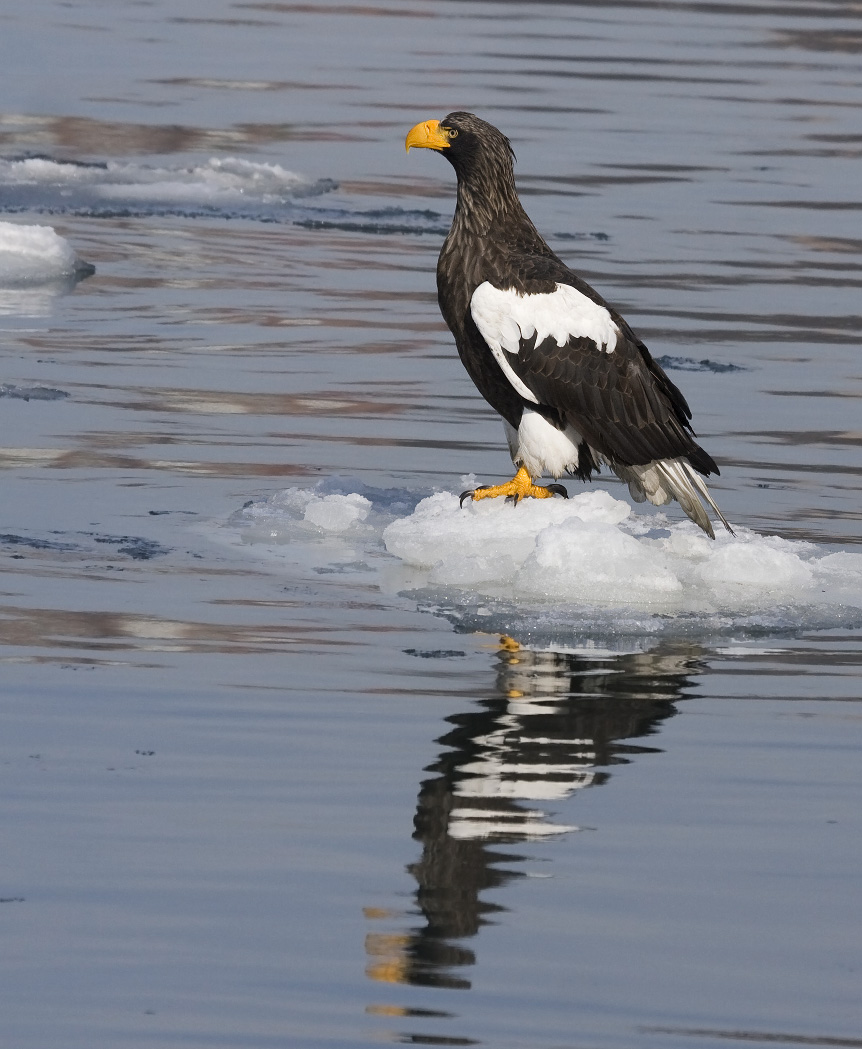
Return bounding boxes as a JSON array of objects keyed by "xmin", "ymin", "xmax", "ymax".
[{"xmin": 460, "ymin": 466, "xmax": 568, "ymax": 506}]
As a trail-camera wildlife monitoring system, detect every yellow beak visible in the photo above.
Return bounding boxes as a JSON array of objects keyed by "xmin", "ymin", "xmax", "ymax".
[{"xmin": 405, "ymin": 119, "xmax": 450, "ymax": 153}]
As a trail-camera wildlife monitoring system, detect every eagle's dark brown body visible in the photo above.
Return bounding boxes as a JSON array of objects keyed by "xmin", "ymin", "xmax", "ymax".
[{"xmin": 407, "ymin": 111, "xmax": 732, "ymax": 536}]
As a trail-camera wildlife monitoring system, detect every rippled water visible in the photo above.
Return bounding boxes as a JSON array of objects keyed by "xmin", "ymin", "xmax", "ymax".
[{"xmin": 2, "ymin": 1, "xmax": 861, "ymax": 1047}]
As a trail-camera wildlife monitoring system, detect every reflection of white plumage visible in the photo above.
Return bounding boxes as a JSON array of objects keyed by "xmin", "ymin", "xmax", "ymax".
[
  {"xmin": 449, "ymin": 699, "xmax": 595, "ymax": 841},
  {"xmin": 444, "ymin": 642, "xmax": 698, "ymax": 841},
  {"xmin": 406, "ymin": 111, "xmax": 734, "ymax": 537}
]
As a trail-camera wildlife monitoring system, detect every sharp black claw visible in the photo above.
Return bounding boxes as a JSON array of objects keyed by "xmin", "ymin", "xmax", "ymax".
[
  {"xmin": 547, "ymin": 484, "xmax": 569, "ymax": 499},
  {"xmin": 460, "ymin": 484, "xmax": 494, "ymax": 508},
  {"xmin": 505, "ymin": 494, "xmax": 521, "ymax": 506}
]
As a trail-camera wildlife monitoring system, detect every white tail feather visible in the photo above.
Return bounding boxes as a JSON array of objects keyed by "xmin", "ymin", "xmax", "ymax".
[
  {"xmin": 613, "ymin": 456, "xmax": 734, "ymax": 539},
  {"xmin": 678, "ymin": 462, "xmax": 735, "ymax": 537}
]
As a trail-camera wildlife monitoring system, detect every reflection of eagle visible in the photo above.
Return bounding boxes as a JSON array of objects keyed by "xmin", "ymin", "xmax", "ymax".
[
  {"xmin": 366, "ymin": 643, "xmax": 705, "ymax": 991},
  {"xmin": 406, "ymin": 112, "xmax": 733, "ymax": 537}
]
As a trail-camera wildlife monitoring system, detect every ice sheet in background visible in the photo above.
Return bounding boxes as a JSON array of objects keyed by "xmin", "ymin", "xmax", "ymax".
[
  {"xmin": 227, "ymin": 478, "xmax": 862, "ymax": 646},
  {"xmin": 0, "ymin": 156, "xmax": 440, "ymax": 233},
  {"xmin": 0, "ymin": 155, "xmax": 333, "ymax": 209}
]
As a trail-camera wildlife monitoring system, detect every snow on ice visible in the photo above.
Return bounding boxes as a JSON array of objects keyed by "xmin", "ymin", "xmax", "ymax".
[
  {"xmin": 0, "ymin": 220, "xmax": 92, "ymax": 285},
  {"xmin": 228, "ymin": 478, "xmax": 862, "ymax": 642}
]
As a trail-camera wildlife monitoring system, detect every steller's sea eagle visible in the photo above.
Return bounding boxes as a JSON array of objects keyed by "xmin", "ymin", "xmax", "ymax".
[{"xmin": 406, "ymin": 111, "xmax": 733, "ymax": 538}]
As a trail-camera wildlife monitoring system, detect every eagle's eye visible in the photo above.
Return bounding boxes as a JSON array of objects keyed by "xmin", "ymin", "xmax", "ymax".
[{"xmin": 445, "ymin": 127, "xmax": 459, "ymax": 139}]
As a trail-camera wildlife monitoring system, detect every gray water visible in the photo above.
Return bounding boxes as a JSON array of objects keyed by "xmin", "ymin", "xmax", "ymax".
[{"xmin": 2, "ymin": 1, "xmax": 862, "ymax": 1047}]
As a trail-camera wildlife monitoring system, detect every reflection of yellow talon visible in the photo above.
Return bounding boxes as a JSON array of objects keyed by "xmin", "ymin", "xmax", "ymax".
[
  {"xmin": 366, "ymin": 1004, "xmax": 410, "ymax": 1017},
  {"xmin": 460, "ymin": 466, "xmax": 568, "ymax": 506},
  {"xmin": 363, "ymin": 907, "xmax": 394, "ymax": 920},
  {"xmin": 365, "ymin": 932, "xmax": 410, "ymax": 985}
]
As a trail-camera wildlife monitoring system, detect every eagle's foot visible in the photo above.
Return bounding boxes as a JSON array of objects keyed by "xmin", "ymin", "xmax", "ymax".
[{"xmin": 460, "ymin": 467, "xmax": 568, "ymax": 507}]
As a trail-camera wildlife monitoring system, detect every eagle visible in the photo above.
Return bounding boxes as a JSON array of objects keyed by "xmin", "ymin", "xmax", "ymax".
[{"xmin": 405, "ymin": 112, "xmax": 733, "ymax": 538}]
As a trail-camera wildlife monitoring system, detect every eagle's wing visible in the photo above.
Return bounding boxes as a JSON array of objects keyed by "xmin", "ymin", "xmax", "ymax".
[{"xmin": 470, "ymin": 278, "xmax": 716, "ymax": 473}]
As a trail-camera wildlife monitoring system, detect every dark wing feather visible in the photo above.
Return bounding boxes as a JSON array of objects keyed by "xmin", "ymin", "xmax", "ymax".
[
  {"xmin": 481, "ymin": 254, "xmax": 719, "ymax": 474},
  {"xmin": 505, "ymin": 325, "xmax": 713, "ymax": 468}
]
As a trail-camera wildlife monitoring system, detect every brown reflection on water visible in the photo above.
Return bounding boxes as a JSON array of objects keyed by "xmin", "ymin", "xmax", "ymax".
[
  {"xmin": 94, "ymin": 386, "xmax": 408, "ymax": 418},
  {"xmin": 147, "ymin": 77, "xmax": 349, "ymax": 92},
  {"xmin": 243, "ymin": 2, "xmax": 429, "ymax": 19},
  {"xmin": 0, "ymin": 602, "xmax": 339, "ymax": 656},
  {"xmin": 0, "ymin": 445, "xmax": 314, "ymax": 478},
  {"xmin": 643, "ymin": 1025, "xmax": 862, "ymax": 1047},
  {"xmin": 0, "ymin": 113, "xmax": 325, "ymax": 155},
  {"xmin": 366, "ymin": 641, "xmax": 704, "ymax": 1008},
  {"xmin": 769, "ymin": 29, "xmax": 862, "ymax": 54}
]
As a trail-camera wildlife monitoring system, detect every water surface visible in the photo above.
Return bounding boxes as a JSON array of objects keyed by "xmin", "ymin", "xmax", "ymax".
[{"xmin": 1, "ymin": 2, "xmax": 861, "ymax": 1047}]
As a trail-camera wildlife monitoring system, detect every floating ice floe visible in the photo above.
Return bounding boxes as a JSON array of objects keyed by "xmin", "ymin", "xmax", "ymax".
[
  {"xmin": 0, "ymin": 220, "xmax": 93, "ymax": 285},
  {"xmin": 0, "ymin": 155, "xmax": 340, "ymax": 228},
  {"xmin": 0, "ymin": 155, "xmax": 442, "ymax": 233},
  {"xmin": 0, "ymin": 155, "xmax": 333, "ymax": 206},
  {"xmin": 0, "ymin": 219, "xmax": 94, "ymax": 316},
  {"xmin": 228, "ymin": 478, "xmax": 862, "ymax": 642},
  {"xmin": 0, "ymin": 154, "xmax": 337, "ymax": 224}
]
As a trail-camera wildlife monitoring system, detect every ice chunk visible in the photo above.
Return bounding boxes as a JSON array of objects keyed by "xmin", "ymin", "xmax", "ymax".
[
  {"xmin": 225, "ymin": 479, "xmax": 862, "ymax": 641},
  {"xmin": 383, "ymin": 490, "xmax": 673, "ymax": 604},
  {"xmin": 383, "ymin": 489, "xmax": 632, "ymax": 577},
  {"xmin": 696, "ymin": 538, "xmax": 814, "ymax": 592},
  {"xmin": 95, "ymin": 157, "xmax": 329, "ymax": 203},
  {"xmin": 0, "ymin": 155, "xmax": 337, "ymax": 226},
  {"xmin": 303, "ymin": 493, "xmax": 371, "ymax": 532},
  {"xmin": 0, "ymin": 156, "xmax": 331, "ymax": 202},
  {"xmin": 516, "ymin": 518, "xmax": 682, "ymax": 602},
  {"xmin": 0, "ymin": 220, "xmax": 92, "ymax": 285}
]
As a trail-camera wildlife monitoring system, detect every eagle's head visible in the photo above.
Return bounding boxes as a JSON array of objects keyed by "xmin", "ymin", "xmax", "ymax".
[{"xmin": 406, "ymin": 112, "xmax": 516, "ymax": 181}]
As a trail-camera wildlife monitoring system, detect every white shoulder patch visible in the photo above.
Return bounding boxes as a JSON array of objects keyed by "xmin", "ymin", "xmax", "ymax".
[{"xmin": 470, "ymin": 282, "xmax": 620, "ymax": 390}]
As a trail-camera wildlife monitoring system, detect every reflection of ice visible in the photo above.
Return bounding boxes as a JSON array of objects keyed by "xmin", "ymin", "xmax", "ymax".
[{"xmin": 0, "ymin": 277, "xmax": 89, "ymax": 317}]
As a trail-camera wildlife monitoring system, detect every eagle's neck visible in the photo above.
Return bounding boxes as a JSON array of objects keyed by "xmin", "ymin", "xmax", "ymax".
[
  {"xmin": 451, "ymin": 162, "xmax": 524, "ymax": 238},
  {"xmin": 436, "ymin": 148, "xmax": 562, "ymax": 341},
  {"xmin": 438, "ymin": 160, "xmax": 548, "ymax": 316}
]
